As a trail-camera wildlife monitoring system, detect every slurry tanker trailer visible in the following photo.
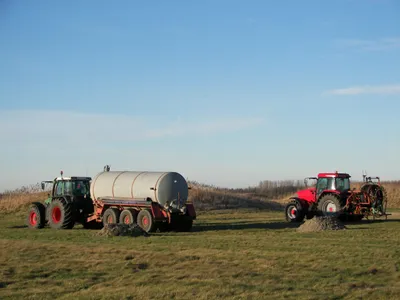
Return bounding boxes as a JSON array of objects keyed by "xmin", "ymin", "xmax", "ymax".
[{"xmin": 27, "ymin": 166, "xmax": 196, "ymax": 233}]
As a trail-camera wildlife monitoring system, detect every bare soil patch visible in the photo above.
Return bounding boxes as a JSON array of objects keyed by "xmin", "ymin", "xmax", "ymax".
[
  {"xmin": 97, "ymin": 223, "xmax": 150, "ymax": 237},
  {"xmin": 297, "ymin": 216, "xmax": 347, "ymax": 233}
]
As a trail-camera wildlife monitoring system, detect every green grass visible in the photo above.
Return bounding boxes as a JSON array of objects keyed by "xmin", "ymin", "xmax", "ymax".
[{"xmin": 1, "ymin": 209, "xmax": 400, "ymax": 300}]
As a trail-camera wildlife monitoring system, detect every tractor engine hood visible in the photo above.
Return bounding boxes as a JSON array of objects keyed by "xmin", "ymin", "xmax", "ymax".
[{"xmin": 296, "ymin": 187, "xmax": 316, "ymax": 202}]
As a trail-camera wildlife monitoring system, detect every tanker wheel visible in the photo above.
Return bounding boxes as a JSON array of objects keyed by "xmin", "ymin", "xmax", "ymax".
[
  {"xmin": 284, "ymin": 199, "xmax": 305, "ymax": 222},
  {"xmin": 137, "ymin": 209, "xmax": 156, "ymax": 233},
  {"xmin": 48, "ymin": 198, "xmax": 75, "ymax": 229},
  {"xmin": 27, "ymin": 202, "xmax": 46, "ymax": 229},
  {"xmin": 102, "ymin": 208, "xmax": 120, "ymax": 226},
  {"xmin": 119, "ymin": 209, "xmax": 137, "ymax": 225},
  {"xmin": 317, "ymin": 194, "xmax": 342, "ymax": 217}
]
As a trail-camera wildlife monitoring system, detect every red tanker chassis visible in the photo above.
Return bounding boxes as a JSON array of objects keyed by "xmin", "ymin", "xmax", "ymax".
[
  {"xmin": 284, "ymin": 172, "xmax": 388, "ymax": 222},
  {"xmin": 86, "ymin": 196, "xmax": 196, "ymax": 232}
]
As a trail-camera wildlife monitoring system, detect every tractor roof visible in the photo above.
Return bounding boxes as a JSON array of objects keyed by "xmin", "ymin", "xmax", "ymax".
[
  {"xmin": 318, "ymin": 172, "xmax": 350, "ymax": 178},
  {"xmin": 54, "ymin": 176, "xmax": 92, "ymax": 181}
]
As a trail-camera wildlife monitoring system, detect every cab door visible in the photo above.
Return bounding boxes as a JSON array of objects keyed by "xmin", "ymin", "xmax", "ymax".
[
  {"xmin": 316, "ymin": 178, "xmax": 329, "ymax": 200},
  {"xmin": 53, "ymin": 181, "xmax": 65, "ymax": 197}
]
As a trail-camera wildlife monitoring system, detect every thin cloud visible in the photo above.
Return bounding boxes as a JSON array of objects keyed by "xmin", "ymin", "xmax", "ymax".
[
  {"xmin": 323, "ymin": 84, "xmax": 400, "ymax": 96},
  {"xmin": 334, "ymin": 37, "xmax": 400, "ymax": 51}
]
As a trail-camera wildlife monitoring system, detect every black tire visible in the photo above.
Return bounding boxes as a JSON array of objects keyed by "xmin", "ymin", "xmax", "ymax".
[
  {"xmin": 27, "ymin": 202, "xmax": 46, "ymax": 229},
  {"xmin": 284, "ymin": 199, "xmax": 306, "ymax": 222},
  {"xmin": 119, "ymin": 209, "xmax": 137, "ymax": 225},
  {"xmin": 48, "ymin": 198, "xmax": 75, "ymax": 229},
  {"xmin": 317, "ymin": 194, "xmax": 342, "ymax": 217},
  {"xmin": 102, "ymin": 208, "xmax": 120, "ymax": 226},
  {"xmin": 137, "ymin": 209, "xmax": 156, "ymax": 233}
]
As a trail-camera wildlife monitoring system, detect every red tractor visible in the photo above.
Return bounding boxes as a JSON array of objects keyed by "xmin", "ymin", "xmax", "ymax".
[{"xmin": 284, "ymin": 171, "xmax": 388, "ymax": 222}]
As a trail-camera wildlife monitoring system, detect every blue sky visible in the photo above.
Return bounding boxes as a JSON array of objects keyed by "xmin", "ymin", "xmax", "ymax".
[{"xmin": 1, "ymin": 0, "xmax": 399, "ymax": 191}]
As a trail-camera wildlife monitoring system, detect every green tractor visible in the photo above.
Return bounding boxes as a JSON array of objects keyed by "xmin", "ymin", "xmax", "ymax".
[{"xmin": 27, "ymin": 171, "xmax": 100, "ymax": 229}]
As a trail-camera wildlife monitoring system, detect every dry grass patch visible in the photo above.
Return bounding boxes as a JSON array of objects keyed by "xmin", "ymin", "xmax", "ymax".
[{"xmin": 0, "ymin": 191, "xmax": 48, "ymax": 215}]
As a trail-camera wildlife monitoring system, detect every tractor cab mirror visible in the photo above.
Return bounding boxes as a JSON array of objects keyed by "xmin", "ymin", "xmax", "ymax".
[{"xmin": 41, "ymin": 182, "xmax": 45, "ymax": 190}]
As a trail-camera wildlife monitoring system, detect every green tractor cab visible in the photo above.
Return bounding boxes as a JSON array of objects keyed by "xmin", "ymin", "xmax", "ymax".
[{"xmin": 27, "ymin": 171, "xmax": 97, "ymax": 229}]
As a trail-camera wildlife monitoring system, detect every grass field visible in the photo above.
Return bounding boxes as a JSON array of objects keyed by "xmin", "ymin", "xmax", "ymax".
[{"xmin": 1, "ymin": 208, "xmax": 400, "ymax": 300}]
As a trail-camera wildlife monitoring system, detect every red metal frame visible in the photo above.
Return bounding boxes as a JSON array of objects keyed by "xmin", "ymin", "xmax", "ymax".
[{"xmin": 85, "ymin": 197, "xmax": 196, "ymax": 224}]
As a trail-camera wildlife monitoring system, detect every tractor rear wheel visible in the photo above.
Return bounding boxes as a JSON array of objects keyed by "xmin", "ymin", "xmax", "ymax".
[
  {"xmin": 27, "ymin": 202, "xmax": 46, "ymax": 229},
  {"xmin": 48, "ymin": 198, "xmax": 75, "ymax": 229},
  {"xmin": 285, "ymin": 199, "xmax": 306, "ymax": 222},
  {"xmin": 137, "ymin": 209, "xmax": 156, "ymax": 233},
  {"xmin": 102, "ymin": 208, "xmax": 120, "ymax": 226},
  {"xmin": 317, "ymin": 194, "xmax": 342, "ymax": 217}
]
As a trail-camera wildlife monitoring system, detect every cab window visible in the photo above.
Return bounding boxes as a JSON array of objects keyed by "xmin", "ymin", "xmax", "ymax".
[
  {"xmin": 336, "ymin": 178, "xmax": 350, "ymax": 191},
  {"xmin": 54, "ymin": 182, "xmax": 64, "ymax": 196},
  {"xmin": 64, "ymin": 181, "xmax": 72, "ymax": 194},
  {"xmin": 317, "ymin": 177, "xmax": 334, "ymax": 193},
  {"xmin": 317, "ymin": 178, "xmax": 328, "ymax": 193},
  {"xmin": 72, "ymin": 180, "xmax": 89, "ymax": 195}
]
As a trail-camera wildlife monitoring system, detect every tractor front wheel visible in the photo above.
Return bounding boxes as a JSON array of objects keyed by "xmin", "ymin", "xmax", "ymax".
[
  {"xmin": 317, "ymin": 194, "xmax": 342, "ymax": 217},
  {"xmin": 285, "ymin": 199, "xmax": 306, "ymax": 222},
  {"xmin": 27, "ymin": 202, "xmax": 46, "ymax": 229},
  {"xmin": 48, "ymin": 198, "xmax": 75, "ymax": 229}
]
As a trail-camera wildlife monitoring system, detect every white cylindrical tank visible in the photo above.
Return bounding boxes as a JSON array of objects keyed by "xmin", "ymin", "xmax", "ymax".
[{"xmin": 90, "ymin": 171, "xmax": 189, "ymax": 207}]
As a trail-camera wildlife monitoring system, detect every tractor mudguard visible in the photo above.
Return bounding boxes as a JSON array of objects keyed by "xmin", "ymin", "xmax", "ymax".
[{"xmin": 289, "ymin": 197, "xmax": 309, "ymax": 210}]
